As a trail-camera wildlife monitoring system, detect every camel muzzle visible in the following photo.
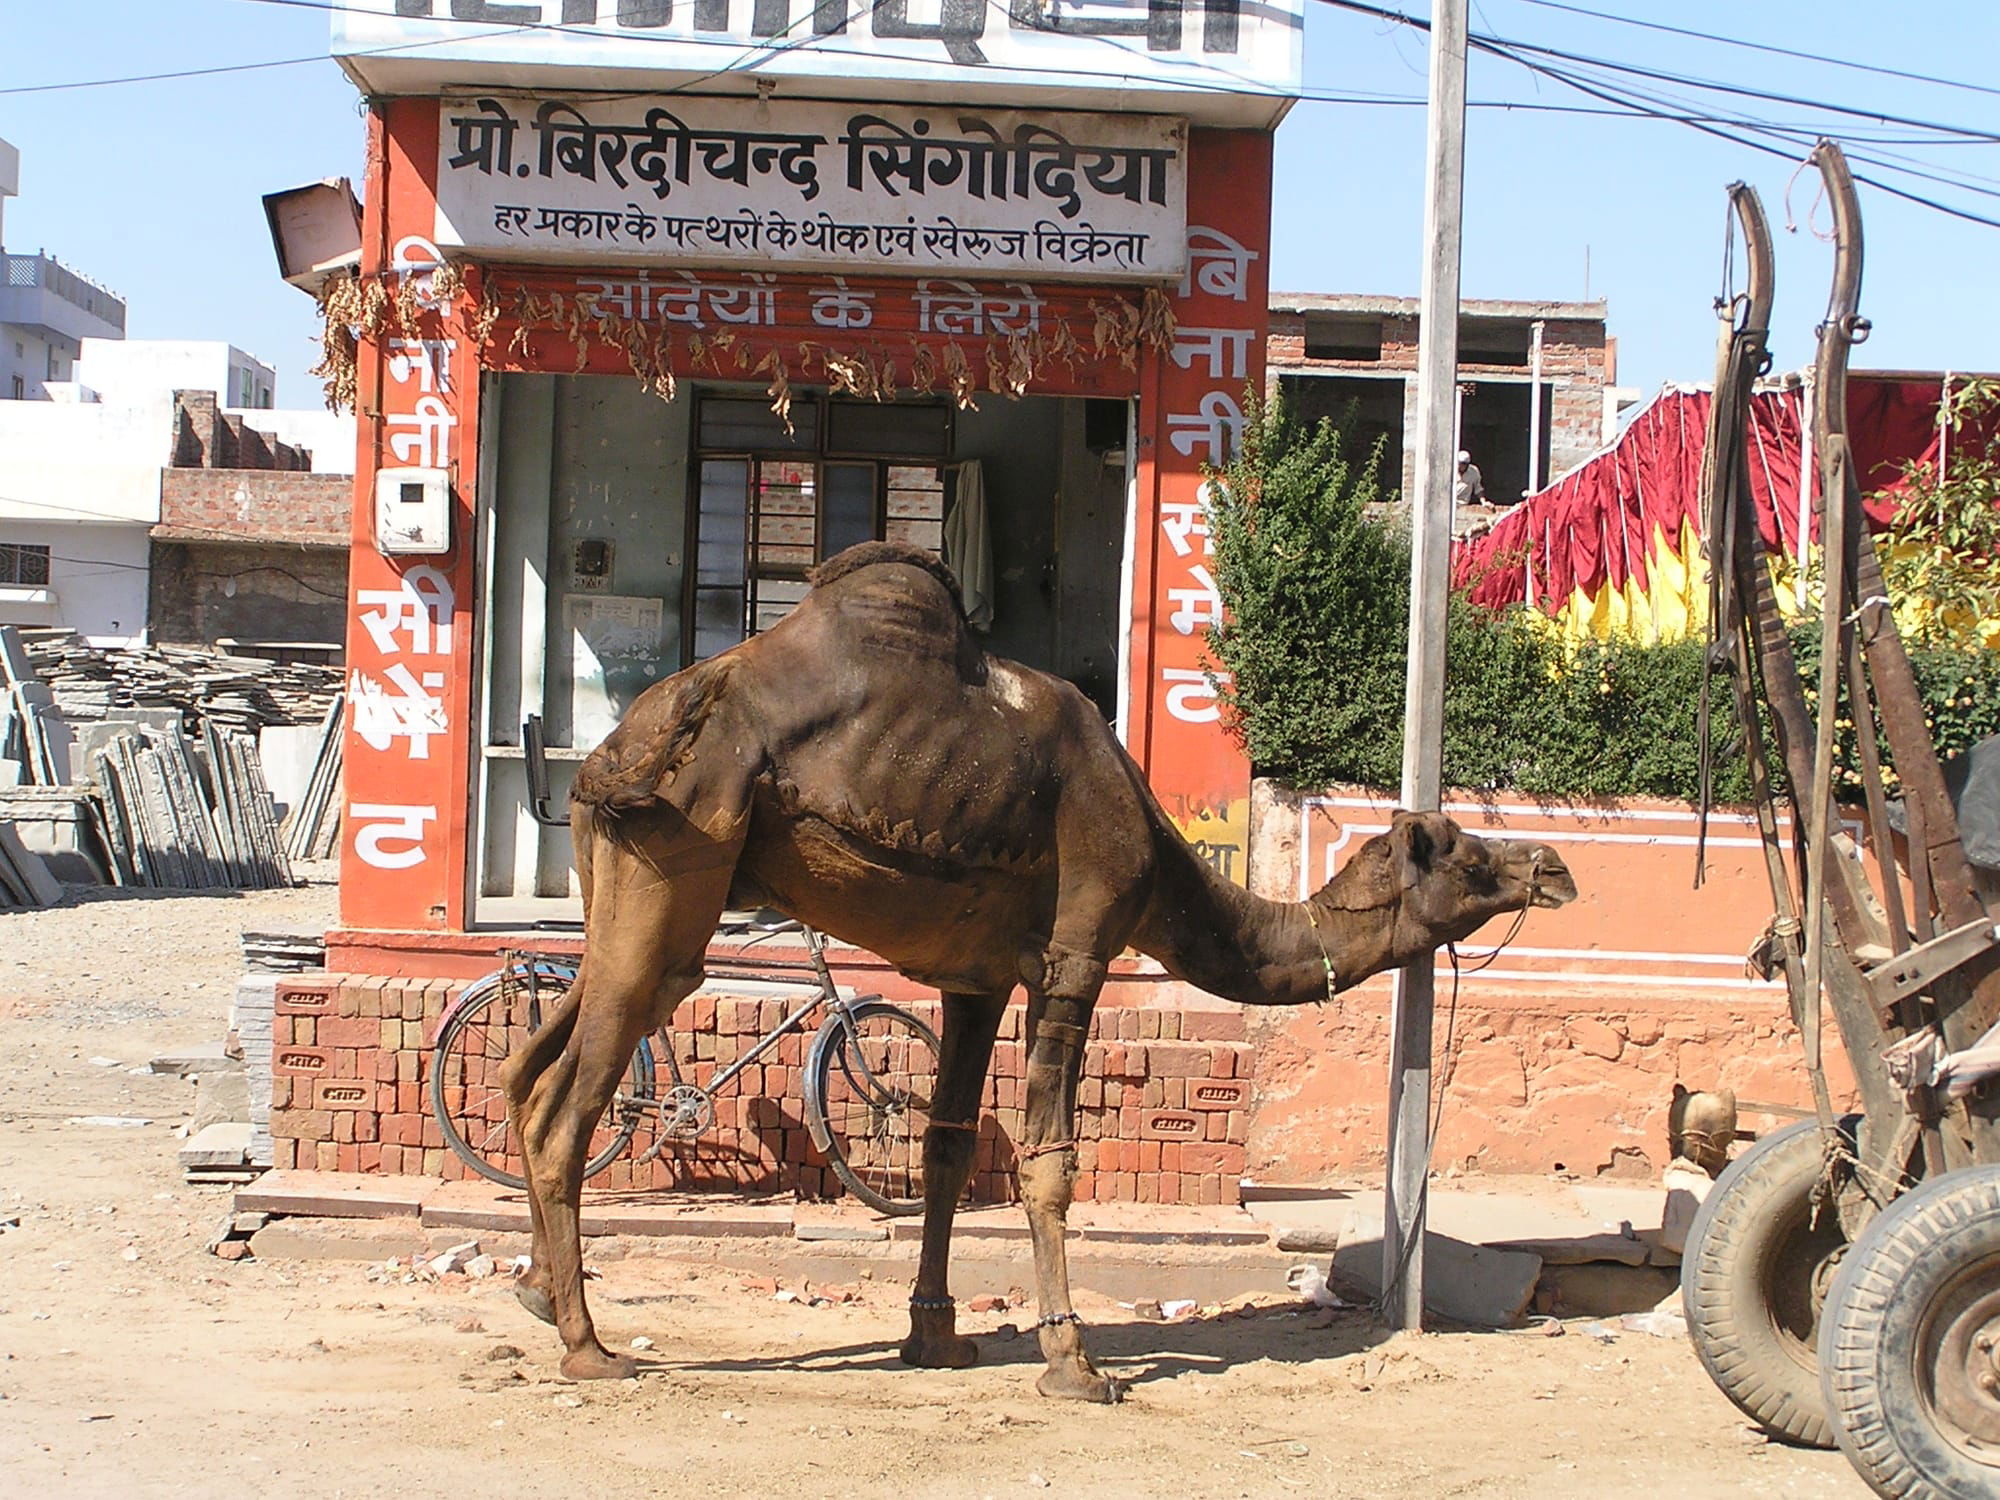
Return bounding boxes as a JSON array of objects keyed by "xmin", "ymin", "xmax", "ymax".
[{"xmin": 1523, "ymin": 846, "xmax": 1578, "ymax": 908}]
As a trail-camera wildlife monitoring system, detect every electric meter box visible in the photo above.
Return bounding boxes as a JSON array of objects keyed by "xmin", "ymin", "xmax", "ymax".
[{"xmin": 374, "ymin": 467, "xmax": 451, "ymax": 555}]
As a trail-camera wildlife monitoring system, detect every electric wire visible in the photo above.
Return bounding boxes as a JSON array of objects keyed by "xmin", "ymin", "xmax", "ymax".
[
  {"xmin": 1316, "ymin": 0, "xmax": 2000, "ymax": 142},
  {"xmin": 1508, "ymin": 0, "xmax": 2000, "ymax": 104},
  {"xmin": 1312, "ymin": 0, "xmax": 2000, "ymax": 230}
]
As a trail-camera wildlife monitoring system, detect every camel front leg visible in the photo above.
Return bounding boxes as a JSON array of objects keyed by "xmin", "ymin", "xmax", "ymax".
[
  {"xmin": 509, "ymin": 817, "xmax": 736, "ymax": 1379},
  {"xmin": 902, "ymin": 989, "xmax": 1009, "ymax": 1370},
  {"xmin": 1019, "ymin": 965, "xmax": 1121, "ymax": 1404}
]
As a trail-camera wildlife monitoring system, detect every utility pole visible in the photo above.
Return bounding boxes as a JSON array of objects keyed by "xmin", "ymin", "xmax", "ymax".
[{"xmin": 1383, "ymin": 0, "xmax": 1469, "ymax": 1333}]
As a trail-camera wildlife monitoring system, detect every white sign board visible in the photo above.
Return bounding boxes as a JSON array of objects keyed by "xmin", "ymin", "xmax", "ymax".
[
  {"xmin": 333, "ymin": 1, "xmax": 1303, "ymax": 126},
  {"xmin": 435, "ymin": 95, "xmax": 1188, "ymax": 280}
]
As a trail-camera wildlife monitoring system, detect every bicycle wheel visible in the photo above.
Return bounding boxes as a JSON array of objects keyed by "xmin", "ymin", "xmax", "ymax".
[
  {"xmin": 429, "ymin": 963, "xmax": 651, "ymax": 1190},
  {"xmin": 805, "ymin": 999, "xmax": 941, "ymax": 1217}
]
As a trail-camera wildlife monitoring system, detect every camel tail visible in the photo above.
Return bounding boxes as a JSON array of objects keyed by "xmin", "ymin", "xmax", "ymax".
[{"xmin": 570, "ymin": 657, "xmax": 734, "ymax": 819}]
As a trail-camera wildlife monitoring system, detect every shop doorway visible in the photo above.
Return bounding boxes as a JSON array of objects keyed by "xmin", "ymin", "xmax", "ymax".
[{"xmin": 472, "ymin": 375, "xmax": 1131, "ymax": 922}]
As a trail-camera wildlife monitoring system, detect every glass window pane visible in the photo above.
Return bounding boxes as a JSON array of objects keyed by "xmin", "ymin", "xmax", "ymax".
[
  {"xmin": 828, "ymin": 401, "xmax": 949, "ymax": 457},
  {"xmin": 698, "ymin": 395, "xmax": 816, "ymax": 450},
  {"xmin": 823, "ymin": 463, "xmax": 876, "ymax": 557},
  {"xmin": 886, "ymin": 465, "xmax": 947, "ymax": 556},
  {"xmin": 750, "ymin": 577, "xmax": 810, "ymax": 634},
  {"xmin": 754, "ymin": 460, "xmax": 817, "ymax": 573},
  {"xmin": 697, "ymin": 458, "xmax": 749, "ymax": 586},
  {"xmin": 693, "ymin": 587, "xmax": 746, "ymax": 660}
]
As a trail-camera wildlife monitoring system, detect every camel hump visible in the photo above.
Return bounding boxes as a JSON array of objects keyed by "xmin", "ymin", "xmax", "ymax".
[{"xmin": 810, "ymin": 540, "xmax": 962, "ymax": 609}]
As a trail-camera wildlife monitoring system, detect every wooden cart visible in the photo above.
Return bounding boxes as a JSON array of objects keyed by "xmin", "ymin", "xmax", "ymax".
[{"xmin": 1678, "ymin": 142, "xmax": 2000, "ymax": 1498}]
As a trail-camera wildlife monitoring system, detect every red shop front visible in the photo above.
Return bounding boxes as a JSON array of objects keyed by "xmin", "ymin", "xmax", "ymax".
[{"xmin": 273, "ymin": 3, "xmax": 1301, "ymax": 1206}]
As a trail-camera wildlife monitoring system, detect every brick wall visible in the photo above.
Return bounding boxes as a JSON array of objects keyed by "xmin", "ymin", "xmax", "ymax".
[
  {"xmin": 170, "ymin": 391, "xmax": 311, "ymax": 472},
  {"xmin": 157, "ymin": 468, "xmax": 352, "ymax": 546},
  {"xmin": 1267, "ymin": 308, "xmax": 1611, "ymax": 497},
  {"xmin": 148, "ymin": 538, "xmax": 348, "ymax": 649},
  {"xmin": 269, "ymin": 975, "xmax": 1253, "ymax": 1206}
]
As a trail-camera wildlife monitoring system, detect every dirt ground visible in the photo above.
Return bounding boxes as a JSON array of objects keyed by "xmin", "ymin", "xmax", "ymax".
[{"xmin": 0, "ymin": 882, "xmax": 1869, "ymax": 1498}]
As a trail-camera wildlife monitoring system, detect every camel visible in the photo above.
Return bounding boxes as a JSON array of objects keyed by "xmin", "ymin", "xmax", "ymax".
[{"xmin": 502, "ymin": 540, "xmax": 1577, "ymax": 1401}]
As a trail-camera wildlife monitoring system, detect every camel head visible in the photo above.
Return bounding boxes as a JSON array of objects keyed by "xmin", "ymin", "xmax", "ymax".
[{"xmin": 1322, "ymin": 810, "xmax": 1577, "ymax": 968}]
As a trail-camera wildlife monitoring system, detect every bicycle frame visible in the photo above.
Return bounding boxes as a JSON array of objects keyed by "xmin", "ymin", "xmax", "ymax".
[{"xmin": 656, "ymin": 924, "xmax": 884, "ymax": 1105}]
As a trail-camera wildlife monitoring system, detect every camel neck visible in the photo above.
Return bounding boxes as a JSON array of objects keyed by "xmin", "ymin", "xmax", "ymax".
[{"xmin": 1133, "ymin": 815, "xmax": 1402, "ymax": 1007}]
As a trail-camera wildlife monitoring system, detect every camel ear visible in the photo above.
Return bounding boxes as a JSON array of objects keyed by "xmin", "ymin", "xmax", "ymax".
[{"xmin": 1390, "ymin": 811, "xmax": 1437, "ymax": 882}]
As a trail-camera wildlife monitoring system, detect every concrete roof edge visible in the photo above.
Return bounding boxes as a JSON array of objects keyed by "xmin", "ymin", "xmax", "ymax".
[{"xmin": 1268, "ymin": 292, "xmax": 1609, "ymax": 321}]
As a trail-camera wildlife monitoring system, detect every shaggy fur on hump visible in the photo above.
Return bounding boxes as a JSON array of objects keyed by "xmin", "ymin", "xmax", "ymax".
[{"xmin": 810, "ymin": 540, "xmax": 963, "ymax": 609}]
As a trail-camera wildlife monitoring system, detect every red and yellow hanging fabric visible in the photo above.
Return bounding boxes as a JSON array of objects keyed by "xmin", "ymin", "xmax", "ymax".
[{"xmin": 1452, "ymin": 375, "xmax": 1959, "ymax": 644}]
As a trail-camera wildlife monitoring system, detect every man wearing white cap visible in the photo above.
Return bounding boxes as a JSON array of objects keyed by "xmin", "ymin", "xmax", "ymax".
[{"xmin": 1454, "ymin": 450, "xmax": 1487, "ymax": 506}]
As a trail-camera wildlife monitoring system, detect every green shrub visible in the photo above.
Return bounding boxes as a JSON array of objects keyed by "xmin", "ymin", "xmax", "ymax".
[{"xmin": 1204, "ymin": 391, "xmax": 2000, "ymax": 803}]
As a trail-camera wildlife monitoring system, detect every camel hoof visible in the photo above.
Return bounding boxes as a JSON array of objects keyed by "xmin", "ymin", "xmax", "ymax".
[
  {"xmin": 514, "ymin": 1280, "xmax": 557, "ymax": 1327},
  {"xmin": 1036, "ymin": 1365, "xmax": 1125, "ymax": 1404},
  {"xmin": 560, "ymin": 1346, "xmax": 638, "ymax": 1381},
  {"xmin": 900, "ymin": 1331, "xmax": 980, "ymax": 1369}
]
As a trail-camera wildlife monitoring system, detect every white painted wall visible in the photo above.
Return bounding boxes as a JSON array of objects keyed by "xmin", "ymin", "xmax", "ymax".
[
  {"xmin": 74, "ymin": 338, "xmax": 275, "ymax": 410},
  {"xmin": 0, "ymin": 396, "xmax": 170, "ymax": 527},
  {"xmin": 0, "ymin": 518, "xmax": 151, "ymax": 645}
]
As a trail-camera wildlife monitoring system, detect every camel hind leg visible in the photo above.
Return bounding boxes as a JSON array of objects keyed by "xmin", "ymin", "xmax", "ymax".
[{"xmin": 505, "ymin": 804, "xmax": 740, "ymax": 1379}]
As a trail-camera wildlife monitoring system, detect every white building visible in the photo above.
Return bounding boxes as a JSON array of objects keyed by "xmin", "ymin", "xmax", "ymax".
[
  {"xmin": 0, "ymin": 137, "xmax": 128, "ymax": 403},
  {"xmin": 0, "ymin": 398, "xmax": 166, "ymax": 644},
  {"xmin": 70, "ymin": 338, "xmax": 273, "ymax": 412}
]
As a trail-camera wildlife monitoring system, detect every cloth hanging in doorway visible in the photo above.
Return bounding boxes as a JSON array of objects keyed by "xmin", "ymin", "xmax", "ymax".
[{"xmin": 943, "ymin": 460, "xmax": 994, "ymax": 631}]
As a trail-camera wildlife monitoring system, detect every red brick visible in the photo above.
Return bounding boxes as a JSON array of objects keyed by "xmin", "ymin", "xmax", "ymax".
[
  {"xmin": 1189, "ymin": 1078, "xmax": 1249, "ymax": 1111},
  {"xmin": 1182, "ymin": 1008, "xmax": 1246, "ymax": 1043},
  {"xmin": 1140, "ymin": 1109, "xmax": 1201, "ymax": 1141},
  {"xmin": 276, "ymin": 980, "xmax": 334, "ymax": 1016},
  {"xmin": 318, "ymin": 1014, "xmax": 381, "ymax": 1050},
  {"xmin": 1181, "ymin": 1142, "xmax": 1247, "ymax": 1176},
  {"xmin": 313, "ymin": 1078, "xmax": 375, "ymax": 1111},
  {"xmin": 273, "ymin": 1045, "xmax": 331, "ymax": 1077},
  {"xmin": 1146, "ymin": 1042, "xmax": 1210, "ymax": 1078}
]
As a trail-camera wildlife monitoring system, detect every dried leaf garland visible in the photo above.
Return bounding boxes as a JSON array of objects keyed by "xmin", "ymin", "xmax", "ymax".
[
  {"xmin": 756, "ymin": 350, "xmax": 794, "ymax": 434},
  {"xmin": 313, "ymin": 260, "xmax": 1180, "ymax": 420},
  {"xmin": 1138, "ymin": 287, "xmax": 1177, "ymax": 352},
  {"xmin": 941, "ymin": 341, "xmax": 978, "ymax": 410}
]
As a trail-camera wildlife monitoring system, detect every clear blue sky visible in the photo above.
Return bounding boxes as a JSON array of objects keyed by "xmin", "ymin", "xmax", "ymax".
[{"xmin": 3, "ymin": 1, "xmax": 1996, "ymax": 408}]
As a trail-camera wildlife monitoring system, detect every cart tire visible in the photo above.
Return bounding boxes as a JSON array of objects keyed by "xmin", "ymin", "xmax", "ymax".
[
  {"xmin": 1681, "ymin": 1115, "xmax": 1857, "ymax": 1448},
  {"xmin": 1819, "ymin": 1164, "xmax": 2000, "ymax": 1500}
]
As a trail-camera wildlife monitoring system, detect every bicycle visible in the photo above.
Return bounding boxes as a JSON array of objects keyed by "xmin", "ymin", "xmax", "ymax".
[{"xmin": 428, "ymin": 911, "xmax": 942, "ymax": 1215}]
